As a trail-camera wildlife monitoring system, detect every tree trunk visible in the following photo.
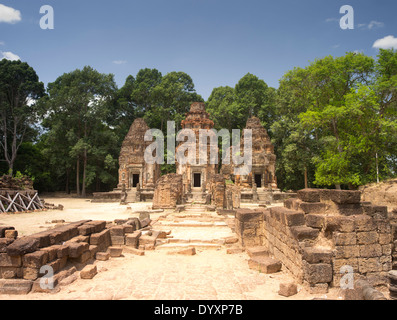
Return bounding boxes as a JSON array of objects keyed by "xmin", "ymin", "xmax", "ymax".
[
  {"xmin": 304, "ymin": 166, "xmax": 308, "ymax": 189},
  {"xmin": 335, "ymin": 184, "xmax": 341, "ymax": 190},
  {"xmin": 82, "ymin": 148, "xmax": 87, "ymax": 197},
  {"xmin": 65, "ymin": 168, "xmax": 70, "ymax": 194},
  {"xmin": 76, "ymin": 158, "xmax": 80, "ymax": 197}
]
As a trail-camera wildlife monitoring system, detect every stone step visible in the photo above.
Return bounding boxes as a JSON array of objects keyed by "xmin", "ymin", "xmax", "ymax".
[
  {"xmin": 157, "ymin": 238, "xmax": 226, "ymax": 245},
  {"xmin": 290, "ymin": 226, "xmax": 320, "ymax": 241},
  {"xmin": 246, "ymin": 246, "xmax": 269, "ymax": 258},
  {"xmin": 248, "ymin": 257, "xmax": 282, "ymax": 274},
  {"xmin": 155, "ymin": 243, "xmax": 223, "ymax": 251},
  {"xmin": 155, "ymin": 221, "xmax": 228, "ymax": 227}
]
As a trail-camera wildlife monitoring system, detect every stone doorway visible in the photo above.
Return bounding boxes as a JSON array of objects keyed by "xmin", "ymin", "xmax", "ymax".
[
  {"xmin": 193, "ymin": 173, "xmax": 201, "ymax": 188},
  {"xmin": 254, "ymin": 174, "xmax": 262, "ymax": 188},
  {"xmin": 132, "ymin": 174, "xmax": 140, "ymax": 188}
]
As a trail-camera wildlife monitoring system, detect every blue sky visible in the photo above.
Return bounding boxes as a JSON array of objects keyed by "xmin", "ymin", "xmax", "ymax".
[{"xmin": 1, "ymin": 0, "xmax": 396, "ymax": 100}]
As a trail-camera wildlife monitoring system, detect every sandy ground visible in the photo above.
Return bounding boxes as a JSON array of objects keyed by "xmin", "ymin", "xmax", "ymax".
[
  {"xmin": 0, "ymin": 198, "xmax": 152, "ymax": 237},
  {"xmin": 0, "ymin": 198, "xmax": 344, "ymax": 301}
]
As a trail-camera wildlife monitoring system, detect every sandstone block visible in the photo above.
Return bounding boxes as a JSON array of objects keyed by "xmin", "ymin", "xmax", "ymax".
[
  {"xmin": 0, "ymin": 279, "xmax": 33, "ymax": 295},
  {"xmin": 334, "ymin": 246, "xmax": 360, "ymax": 259},
  {"xmin": 0, "ymin": 253, "xmax": 22, "ymax": 267},
  {"xmin": 80, "ymin": 265, "xmax": 97, "ymax": 279},
  {"xmin": 123, "ymin": 247, "xmax": 145, "ymax": 256},
  {"xmin": 111, "ymin": 235, "xmax": 125, "ymax": 246},
  {"xmin": 23, "ymin": 267, "xmax": 41, "ymax": 281},
  {"xmin": 362, "ymin": 205, "xmax": 388, "ymax": 220},
  {"xmin": 6, "ymin": 237, "xmax": 40, "ymax": 256},
  {"xmin": 0, "ymin": 238, "xmax": 14, "ymax": 253},
  {"xmin": 23, "ymin": 251, "xmax": 49, "ymax": 268},
  {"xmin": 355, "ymin": 215, "xmax": 376, "ymax": 232},
  {"xmin": 85, "ymin": 221, "xmax": 106, "ymax": 233},
  {"xmin": 4, "ymin": 230, "xmax": 18, "ymax": 239},
  {"xmin": 278, "ymin": 282, "xmax": 298, "ymax": 297},
  {"xmin": 110, "ymin": 226, "xmax": 125, "ymax": 237},
  {"xmin": 90, "ymin": 229, "xmax": 111, "ymax": 246},
  {"xmin": 358, "ymin": 258, "xmax": 383, "ymax": 273},
  {"xmin": 302, "ymin": 247, "xmax": 333, "ymax": 264},
  {"xmin": 167, "ymin": 247, "xmax": 196, "ymax": 256},
  {"xmin": 122, "ymin": 224, "xmax": 135, "ymax": 234},
  {"xmin": 356, "ymin": 232, "xmax": 378, "ymax": 245},
  {"xmin": 95, "ymin": 251, "xmax": 110, "ymax": 261},
  {"xmin": 325, "ymin": 216, "xmax": 355, "ymax": 233},
  {"xmin": 67, "ymin": 242, "xmax": 89, "ymax": 258},
  {"xmin": 305, "ymin": 214, "xmax": 325, "ymax": 230},
  {"xmin": 0, "ymin": 266, "xmax": 22, "ymax": 279},
  {"xmin": 303, "ymin": 262, "xmax": 332, "ymax": 285},
  {"xmin": 291, "ymin": 226, "xmax": 319, "ymax": 241},
  {"xmin": 248, "ymin": 257, "xmax": 282, "ymax": 274},
  {"xmin": 0, "ymin": 226, "xmax": 15, "ymax": 238},
  {"xmin": 284, "ymin": 211, "xmax": 305, "ymax": 227},
  {"xmin": 109, "ymin": 247, "xmax": 123, "ymax": 257},
  {"xmin": 246, "ymin": 247, "xmax": 269, "ymax": 258},
  {"xmin": 297, "ymin": 189, "xmax": 320, "ymax": 203},
  {"xmin": 299, "ymin": 202, "xmax": 326, "ymax": 214},
  {"xmin": 77, "ymin": 224, "xmax": 95, "ymax": 236},
  {"xmin": 333, "ymin": 232, "xmax": 357, "ymax": 246},
  {"xmin": 360, "ymin": 244, "xmax": 382, "ymax": 258},
  {"xmin": 320, "ymin": 189, "xmax": 361, "ymax": 204}
]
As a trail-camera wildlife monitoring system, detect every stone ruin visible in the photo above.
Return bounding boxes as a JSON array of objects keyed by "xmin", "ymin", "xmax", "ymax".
[
  {"xmin": 93, "ymin": 118, "xmax": 161, "ymax": 203},
  {"xmin": 94, "ymin": 102, "xmax": 295, "ymax": 209},
  {"xmin": 235, "ymin": 188, "xmax": 397, "ymax": 295},
  {"xmin": 0, "ymin": 214, "xmax": 162, "ymax": 294},
  {"xmin": 152, "ymin": 174, "xmax": 183, "ymax": 210},
  {"xmin": 221, "ymin": 117, "xmax": 294, "ymax": 205}
]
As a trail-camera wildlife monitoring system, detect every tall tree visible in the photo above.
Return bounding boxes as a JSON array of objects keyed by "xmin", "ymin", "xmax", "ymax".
[
  {"xmin": 0, "ymin": 60, "xmax": 45, "ymax": 174},
  {"xmin": 42, "ymin": 66, "xmax": 117, "ymax": 197}
]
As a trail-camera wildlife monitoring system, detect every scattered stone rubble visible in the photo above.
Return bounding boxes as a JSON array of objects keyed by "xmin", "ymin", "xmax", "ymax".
[{"xmin": 0, "ymin": 212, "xmax": 176, "ymax": 295}]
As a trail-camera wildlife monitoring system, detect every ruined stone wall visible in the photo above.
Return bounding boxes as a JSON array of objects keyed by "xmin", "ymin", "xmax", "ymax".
[
  {"xmin": 152, "ymin": 174, "xmax": 183, "ymax": 210},
  {"xmin": 0, "ymin": 220, "xmax": 111, "ymax": 292},
  {"xmin": 0, "ymin": 216, "xmax": 151, "ymax": 294},
  {"xmin": 208, "ymin": 174, "xmax": 226, "ymax": 209},
  {"xmin": 236, "ymin": 189, "xmax": 393, "ymax": 291}
]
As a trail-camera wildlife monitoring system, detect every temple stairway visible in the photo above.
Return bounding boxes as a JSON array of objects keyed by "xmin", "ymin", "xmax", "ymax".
[
  {"xmin": 185, "ymin": 189, "xmax": 207, "ymax": 205},
  {"xmin": 125, "ymin": 189, "xmax": 138, "ymax": 203},
  {"xmin": 152, "ymin": 205, "xmax": 239, "ymax": 251}
]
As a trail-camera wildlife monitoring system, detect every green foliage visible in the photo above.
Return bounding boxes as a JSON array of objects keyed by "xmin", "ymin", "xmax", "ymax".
[{"xmin": 0, "ymin": 60, "xmax": 45, "ymax": 174}]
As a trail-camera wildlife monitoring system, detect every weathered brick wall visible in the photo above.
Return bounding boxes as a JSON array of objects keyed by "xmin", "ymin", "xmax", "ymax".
[
  {"xmin": 235, "ymin": 209, "xmax": 264, "ymax": 247},
  {"xmin": 0, "ymin": 217, "xmax": 150, "ymax": 294},
  {"xmin": 236, "ymin": 189, "xmax": 393, "ymax": 292}
]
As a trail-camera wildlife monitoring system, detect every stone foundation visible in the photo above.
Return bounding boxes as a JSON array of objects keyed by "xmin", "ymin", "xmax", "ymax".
[
  {"xmin": 235, "ymin": 189, "xmax": 393, "ymax": 291},
  {"xmin": 0, "ymin": 215, "xmax": 152, "ymax": 295}
]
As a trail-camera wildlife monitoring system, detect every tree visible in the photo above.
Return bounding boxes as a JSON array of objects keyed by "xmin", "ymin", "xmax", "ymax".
[
  {"xmin": 42, "ymin": 66, "xmax": 117, "ymax": 197},
  {"xmin": 206, "ymin": 86, "xmax": 239, "ymax": 131},
  {"xmin": 0, "ymin": 59, "xmax": 45, "ymax": 174},
  {"xmin": 235, "ymin": 73, "xmax": 275, "ymax": 129}
]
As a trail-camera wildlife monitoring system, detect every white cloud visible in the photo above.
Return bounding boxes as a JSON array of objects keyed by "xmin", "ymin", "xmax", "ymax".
[
  {"xmin": 325, "ymin": 18, "xmax": 338, "ymax": 23},
  {"xmin": 368, "ymin": 21, "xmax": 384, "ymax": 30},
  {"xmin": 112, "ymin": 60, "xmax": 127, "ymax": 65},
  {"xmin": 1, "ymin": 51, "xmax": 21, "ymax": 61},
  {"xmin": 0, "ymin": 4, "xmax": 21, "ymax": 24},
  {"xmin": 358, "ymin": 21, "xmax": 385, "ymax": 30},
  {"xmin": 373, "ymin": 35, "xmax": 397, "ymax": 50}
]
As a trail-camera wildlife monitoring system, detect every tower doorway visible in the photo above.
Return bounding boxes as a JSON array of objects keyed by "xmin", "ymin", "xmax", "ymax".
[
  {"xmin": 193, "ymin": 173, "xmax": 201, "ymax": 188},
  {"xmin": 254, "ymin": 174, "xmax": 262, "ymax": 188}
]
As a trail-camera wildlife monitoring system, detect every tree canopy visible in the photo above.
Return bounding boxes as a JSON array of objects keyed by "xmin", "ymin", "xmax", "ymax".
[{"xmin": 1, "ymin": 50, "xmax": 397, "ymax": 194}]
